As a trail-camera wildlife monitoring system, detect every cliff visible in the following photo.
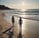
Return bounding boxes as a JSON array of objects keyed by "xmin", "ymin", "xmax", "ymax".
[{"xmin": 0, "ymin": 5, "xmax": 11, "ymax": 10}]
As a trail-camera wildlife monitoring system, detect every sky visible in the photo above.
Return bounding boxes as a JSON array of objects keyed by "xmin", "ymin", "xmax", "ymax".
[{"xmin": 0, "ymin": 0, "xmax": 39, "ymax": 9}]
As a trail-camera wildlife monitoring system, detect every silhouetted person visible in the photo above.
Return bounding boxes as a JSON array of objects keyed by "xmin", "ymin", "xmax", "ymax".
[
  {"xmin": 19, "ymin": 17, "xmax": 22, "ymax": 27},
  {"xmin": 8, "ymin": 30, "xmax": 13, "ymax": 38},
  {"xmin": 12, "ymin": 16, "xmax": 14, "ymax": 24},
  {"xmin": 17, "ymin": 17, "xmax": 22, "ymax": 38},
  {"xmin": 12, "ymin": 16, "xmax": 14, "ymax": 33}
]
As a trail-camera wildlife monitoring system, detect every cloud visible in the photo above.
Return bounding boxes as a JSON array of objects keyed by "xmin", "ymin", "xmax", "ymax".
[
  {"xmin": 0, "ymin": 0, "xmax": 39, "ymax": 5},
  {"xmin": 5, "ymin": 3, "xmax": 39, "ymax": 9}
]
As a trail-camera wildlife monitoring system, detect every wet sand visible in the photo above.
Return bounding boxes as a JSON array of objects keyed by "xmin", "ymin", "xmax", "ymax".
[
  {"xmin": 0, "ymin": 12, "xmax": 11, "ymax": 38},
  {"xmin": 0, "ymin": 11, "xmax": 39, "ymax": 38},
  {"xmin": 0, "ymin": 12, "xmax": 19, "ymax": 38}
]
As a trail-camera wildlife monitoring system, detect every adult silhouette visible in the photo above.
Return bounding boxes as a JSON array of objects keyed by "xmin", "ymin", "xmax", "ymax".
[
  {"xmin": 17, "ymin": 17, "xmax": 22, "ymax": 38},
  {"xmin": 12, "ymin": 16, "xmax": 14, "ymax": 24},
  {"xmin": 19, "ymin": 17, "xmax": 22, "ymax": 27}
]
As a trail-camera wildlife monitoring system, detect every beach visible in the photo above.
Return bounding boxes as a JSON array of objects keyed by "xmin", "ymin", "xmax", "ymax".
[{"xmin": 0, "ymin": 10, "xmax": 39, "ymax": 38}]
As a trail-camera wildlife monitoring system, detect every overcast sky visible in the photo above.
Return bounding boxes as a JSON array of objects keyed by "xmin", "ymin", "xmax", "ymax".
[{"xmin": 0, "ymin": 0, "xmax": 39, "ymax": 9}]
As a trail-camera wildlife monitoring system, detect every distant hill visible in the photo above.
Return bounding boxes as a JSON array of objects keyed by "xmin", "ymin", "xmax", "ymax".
[
  {"xmin": 0, "ymin": 5, "xmax": 17, "ymax": 10},
  {"xmin": 0, "ymin": 5, "xmax": 11, "ymax": 10}
]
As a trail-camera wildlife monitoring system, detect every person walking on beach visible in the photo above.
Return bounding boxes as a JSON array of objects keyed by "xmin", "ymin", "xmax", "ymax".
[
  {"xmin": 12, "ymin": 16, "xmax": 14, "ymax": 31},
  {"xmin": 19, "ymin": 17, "xmax": 22, "ymax": 27},
  {"xmin": 17, "ymin": 17, "xmax": 22, "ymax": 38},
  {"xmin": 12, "ymin": 16, "xmax": 14, "ymax": 24}
]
